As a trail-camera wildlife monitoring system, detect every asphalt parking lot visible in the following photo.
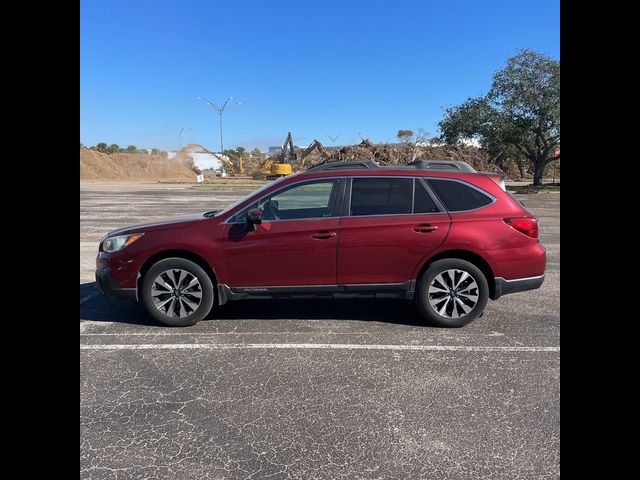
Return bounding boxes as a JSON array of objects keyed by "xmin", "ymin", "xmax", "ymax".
[{"xmin": 80, "ymin": 181, "xmax": 560, "ymax": 479}]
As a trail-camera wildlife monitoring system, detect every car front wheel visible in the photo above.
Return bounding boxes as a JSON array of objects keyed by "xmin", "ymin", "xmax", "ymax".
[
  {"xmin": 416, "ymin": 258, "xmax": 489, "ymax": 327},
  {"xmin": 141, "ymin": 257, "xmax": 215, "ymax": 327}
]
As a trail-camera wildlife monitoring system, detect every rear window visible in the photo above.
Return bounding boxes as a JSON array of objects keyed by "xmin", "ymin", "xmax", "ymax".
[{"xmin": 427, "ymin": 179, "xmax": 493, "ymax": 212}]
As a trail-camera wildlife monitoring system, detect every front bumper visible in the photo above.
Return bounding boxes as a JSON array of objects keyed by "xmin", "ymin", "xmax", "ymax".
[
  {"xmin": 492, "ymin": 274, "xmax": 545, "ymax": 300},
  {"xmin": 95, "ymin": 270, "xmax": 137, "ymax": 302}
]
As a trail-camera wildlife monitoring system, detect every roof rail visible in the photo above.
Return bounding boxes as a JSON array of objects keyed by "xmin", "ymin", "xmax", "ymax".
[
  {"xmin": 306, "ymin": 160, "xmax": 381, "ymax": 172},
  {"xmin": 305, "ymin": 159, "xmax": 477, "ymax": 173},
  {"xmin": 407, "ymin": 160, "xmax": 476, "ymax": 172}
]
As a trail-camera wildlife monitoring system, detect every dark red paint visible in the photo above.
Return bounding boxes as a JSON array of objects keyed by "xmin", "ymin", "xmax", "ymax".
[{"xmin": 96, "ymin": 169, "xmax": 546, "ymax": 294}]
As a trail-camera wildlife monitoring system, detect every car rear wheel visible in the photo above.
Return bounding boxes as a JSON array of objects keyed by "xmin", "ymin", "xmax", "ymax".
[
  {"xmin": 141, "ymin": 258, "xmax": 215, "ymax": 327},
  {"xmin": 416, "ymin": 258, "xmax": 489, "ymax": 327}
]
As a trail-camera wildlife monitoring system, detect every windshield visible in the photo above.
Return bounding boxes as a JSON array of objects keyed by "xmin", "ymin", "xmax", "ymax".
[{"xmin": 213, "ymin": 176, "xmax": 290, "ymax": 218}]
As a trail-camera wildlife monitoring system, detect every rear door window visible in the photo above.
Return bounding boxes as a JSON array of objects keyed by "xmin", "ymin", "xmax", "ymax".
[
  {"xmin": 350, "ymin": 178, "xmax": 413, "ymax": 216},
  {"xmin": 427, "ymin": 179, "xmax": 493, "ymax": 212}
]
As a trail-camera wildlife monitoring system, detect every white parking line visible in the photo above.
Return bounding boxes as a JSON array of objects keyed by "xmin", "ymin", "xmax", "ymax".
[
  {"xmin": 80, "ymin": 332, "xmax": 408, "ymax": 336},
  {"xmin": 80, "ymin": 343, "xmax": 559, "ymax": 352}
]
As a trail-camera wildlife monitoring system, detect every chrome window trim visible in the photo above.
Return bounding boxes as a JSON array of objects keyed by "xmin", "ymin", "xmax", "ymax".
[
  {"xmin": 341, "ymin": 211, "xmax": 446, "ymax": 219},
  {"xmin": 223, "ymin": 174, "xmax": 495, "ymax": 224}
]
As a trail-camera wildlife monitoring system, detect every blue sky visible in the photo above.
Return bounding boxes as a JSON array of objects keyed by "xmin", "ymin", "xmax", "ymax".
[{"xmin": 80, "ymin": 0, "xmax": 559, "ymax": 152}]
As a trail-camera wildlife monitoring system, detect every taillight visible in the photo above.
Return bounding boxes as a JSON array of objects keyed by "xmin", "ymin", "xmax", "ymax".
[{"xmin": 504, "ymin": 217, "xmax": 538, "ymax": 238}]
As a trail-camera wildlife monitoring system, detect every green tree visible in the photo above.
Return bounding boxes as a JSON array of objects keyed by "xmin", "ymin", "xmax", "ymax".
[
  {"xmin": 107, "ymin": 143, "xmax": 120, "ymax": 154},
  {"xmin": 80, "ymin": 142, "xmax": 85, "ymax": 149},
  {"xmin": 95, "ymin": 142, "xmax": 108, "ymax": 153},
  {"xmin": 439, "ymin": 49, "xmax": 559, "ymax": 185},
  {"xmin": 488, "ymin": 141, "xmax": 528, "ymax": 178},
  {"xmin": 126, "ymin": 145, "xmax": 138, "ymax": 153}
]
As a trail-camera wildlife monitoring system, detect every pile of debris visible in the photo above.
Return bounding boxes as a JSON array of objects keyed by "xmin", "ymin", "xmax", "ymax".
[
  {"xmin": 304, "ymin": 140, "xmax": 518, "ymax": 176},
  {"xmin": 317, "ymin": 140, "xmax": 405, "ymax": 165}
]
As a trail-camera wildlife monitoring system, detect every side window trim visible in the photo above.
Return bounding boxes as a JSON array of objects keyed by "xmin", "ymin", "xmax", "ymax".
[
  {"xmin": 411, "ymin": 178, "xmax": 416, "ymax": 213},
  {"xmin": 335, "ymin": 177, "xmax": 347, "ymax": 218},
  {"xmin": 341, "ymin": 178, "xmax": 353, "ymax": 217},
  {"xmin": 226, "ymin": 178, "xmax": 345, "ymax": 224}
]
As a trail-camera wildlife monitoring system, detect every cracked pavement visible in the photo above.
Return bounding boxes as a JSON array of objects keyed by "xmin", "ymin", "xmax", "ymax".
[{"xmin": 80, "ymin": 182, "xmax": 560, "ymax": 479}]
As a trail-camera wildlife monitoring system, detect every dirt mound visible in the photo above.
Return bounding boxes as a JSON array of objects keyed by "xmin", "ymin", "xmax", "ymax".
[
  {"xmin": 171, "ymin": 143, "xmax": 207, "ymax": 174},
  {"xmin": 80, "ymin": 149, "xmax": 197, "ymax": 181}
]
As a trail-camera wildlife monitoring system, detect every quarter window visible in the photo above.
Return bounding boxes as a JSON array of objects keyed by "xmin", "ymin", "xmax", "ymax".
[{"xmin": 427, "ymin": 179, "xmax": 493, "ymax": 212}]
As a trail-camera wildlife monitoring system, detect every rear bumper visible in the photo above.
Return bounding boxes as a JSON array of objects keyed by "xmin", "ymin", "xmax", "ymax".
[
  {"xmin": 492, "ymin": 274, "xmax": 545, "ymax": 300},
  {"xmin": 95, "ymin": 270, "xmax": 137, "ymax": 302}
]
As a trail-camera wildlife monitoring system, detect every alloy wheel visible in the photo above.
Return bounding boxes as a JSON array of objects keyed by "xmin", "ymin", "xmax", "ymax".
[
  {"xmin": 151, "ymin": 269, "xmax": 203, "ymax": 318},
  {"xmin": 428, "ymin": 269, "xmax": 479, "ymax": 318}
]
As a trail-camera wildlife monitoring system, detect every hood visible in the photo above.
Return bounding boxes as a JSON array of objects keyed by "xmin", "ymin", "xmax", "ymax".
[{"xmin": 106, "ymin": 212, "xmax": 209, "ymax": 237}]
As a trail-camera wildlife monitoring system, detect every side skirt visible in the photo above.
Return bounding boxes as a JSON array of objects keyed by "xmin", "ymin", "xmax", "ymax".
[{"xmin": 217, "ymin": 281, "xmax": 416, "ymax": 306}]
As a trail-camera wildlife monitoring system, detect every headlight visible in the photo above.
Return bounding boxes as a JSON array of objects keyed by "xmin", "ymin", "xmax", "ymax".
[{"xmin": 101, "ymin": 233, "xmax": 144, "ymax": 252}]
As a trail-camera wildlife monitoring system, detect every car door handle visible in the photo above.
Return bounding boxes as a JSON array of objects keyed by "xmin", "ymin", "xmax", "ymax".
[
  {"xmin": 414, "ymin": 224, "xmax": 439, "ymax": 233},
  {"xmin": 311, "ymin": 231, "xmax": 337, "ymax": 240}
]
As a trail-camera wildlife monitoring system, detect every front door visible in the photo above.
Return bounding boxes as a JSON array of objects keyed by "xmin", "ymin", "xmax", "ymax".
[
  {"xmin": 338, "ymin": 177, "xmax": 450, "ymax": 285},
  {"xmin": 221, "ymin": 178, "xmax": 343, "ymax": 287}
]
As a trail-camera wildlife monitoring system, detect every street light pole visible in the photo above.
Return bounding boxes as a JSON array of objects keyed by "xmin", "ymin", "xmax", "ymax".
[
  {"xmin": 166, "ymin": 126, "xmax": 189, "ymax": 150},
  {"xmin": 197, "ymin": 96, "xmax": 240, "ymax": 153},
  {"xmin": 327, "ymin": 134, "xmax": 340, "ymax": 145},
  {"xmin": 219, "ymin": 114, "xmax": 224, "ymax": 154}
]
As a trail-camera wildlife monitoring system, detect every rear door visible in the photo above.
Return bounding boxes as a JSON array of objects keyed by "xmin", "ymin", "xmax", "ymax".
[{"xmin": 337, "ymin": 177, "xmax": 450, "ymax": 285}]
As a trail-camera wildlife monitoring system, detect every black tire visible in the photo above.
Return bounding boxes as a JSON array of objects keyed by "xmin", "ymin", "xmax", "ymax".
[
  {"xmin": 415, "ymin": 258, "xmax": 489, "ymax": 328},
  {"xmin": 141, "ymin": 257, "xmax": 215, "ymax": 327}
]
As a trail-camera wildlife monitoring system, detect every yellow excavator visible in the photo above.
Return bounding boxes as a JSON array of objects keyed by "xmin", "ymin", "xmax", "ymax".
[
  {"xmin": 257, "ymin": 132, "xmax": 329, "ymax": 180},
  {"xmin": 297, "ymin": 138, "xmax": 329, "ymax": 170}
]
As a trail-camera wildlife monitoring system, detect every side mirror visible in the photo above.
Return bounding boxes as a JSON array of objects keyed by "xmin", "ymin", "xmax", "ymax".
[{"xmin": 246, "ymin": 208, "xmax": 263, "ymax": 231}]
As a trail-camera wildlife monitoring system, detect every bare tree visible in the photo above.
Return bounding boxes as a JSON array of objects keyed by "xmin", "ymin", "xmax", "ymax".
[{"xmin": 397, "ymin": 128, "xmax": 430, "ymax": 162}]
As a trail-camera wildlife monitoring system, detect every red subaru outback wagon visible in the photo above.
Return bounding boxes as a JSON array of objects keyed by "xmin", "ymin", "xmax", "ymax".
[{"xmin": 96, "ymin": 160, "xmax": 545, "ymax": 327}]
